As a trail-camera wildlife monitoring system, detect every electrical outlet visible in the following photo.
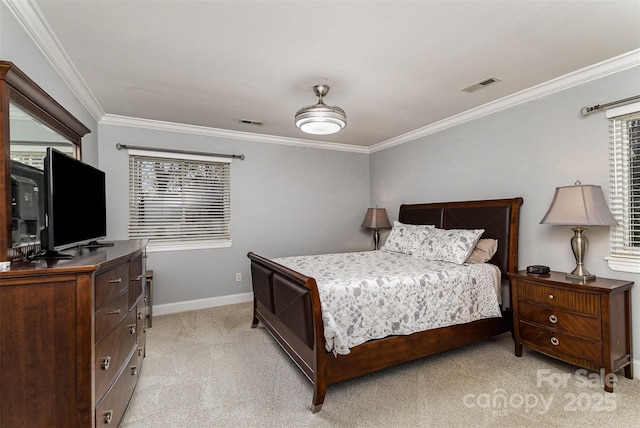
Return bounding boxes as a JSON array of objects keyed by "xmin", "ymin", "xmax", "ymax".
[{"xmin": 235, "ymin": 273, "xmax": 242, "ymax": 282}]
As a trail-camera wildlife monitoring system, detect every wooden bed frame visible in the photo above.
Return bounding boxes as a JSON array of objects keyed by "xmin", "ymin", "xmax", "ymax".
[{"xmin": 247, "ymin": 197, "xmax": 523, "ymax": 412}]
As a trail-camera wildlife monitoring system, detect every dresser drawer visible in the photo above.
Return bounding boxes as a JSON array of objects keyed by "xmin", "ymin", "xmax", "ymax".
[
  {"xmin": 519, "ymin": 321, "xmax": 602, "ymax": 364},
  {"xmin": 95, "ymin": 291, "xmax": 129, "ymax": 343},
  {"xmin": 95, "ymin": 348, "xmax": 139, "ymax": 428},
  {"xmin": 517, "ymin": 280, "xmax": 601, "ymax": 316},
  {"xmin": 95, "ymin": 309, "xmax": 137, "ymax": 400},
  {"xmin": 518, "ymin": 301, "xmax": 601, "ymax": 340},
  {"xmin": 95, "ymin": 263, "xmax": 130, "ymax": 309}
]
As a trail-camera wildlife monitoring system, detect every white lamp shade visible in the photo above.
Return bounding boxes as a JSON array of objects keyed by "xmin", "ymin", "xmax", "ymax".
[{"xmin": 540, "ymin": 183, "xmax": 618, "ymax": 226}]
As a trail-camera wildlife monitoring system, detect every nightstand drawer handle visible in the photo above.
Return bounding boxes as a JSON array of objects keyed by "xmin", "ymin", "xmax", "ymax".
[
  {"xmin": 549, "ymin": 314, "xmax": 558, "ymax": 324},
  {"xmin": 548, "ymin": 294, "xmax": 554, "ymax": 299},
  {"xmin": 550, "ymin": 337, "xmax": 560, "ymax": 346}
]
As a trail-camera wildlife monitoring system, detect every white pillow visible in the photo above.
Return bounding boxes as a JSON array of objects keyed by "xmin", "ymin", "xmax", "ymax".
[
  {"xmin": 414, "ymin": 228, "xmax": 485, "ymax": 264},
  {"xmin": 381, "ymin": 221, "xmax": 435, "ymax": 255}
]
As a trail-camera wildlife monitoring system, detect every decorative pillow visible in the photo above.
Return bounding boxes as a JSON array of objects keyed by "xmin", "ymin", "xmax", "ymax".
[
  {"xmin": 413, "ymin": 228, "xmax": 485, "ymax": 264},
  {"xmin": 465, "ymin": 238, "xmax": 498, "ymax": 264},
  {"xmin": 381, "ymin": 221, "xmax": 435, "ymax": 255}
]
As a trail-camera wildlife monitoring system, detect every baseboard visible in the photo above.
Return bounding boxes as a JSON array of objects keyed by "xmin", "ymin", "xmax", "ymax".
[
  {"xmin": 152, "ymin": 292, "xmax": 253, "ymax": 317},
  {"xmin": 634, "ymin": 358, "xmax": 640, "ymax": 380}
]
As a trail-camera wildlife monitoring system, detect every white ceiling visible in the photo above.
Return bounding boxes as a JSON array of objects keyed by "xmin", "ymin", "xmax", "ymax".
[{"xmin": 24, "ymin": 1, "xmax": 640, "ymax": 148}]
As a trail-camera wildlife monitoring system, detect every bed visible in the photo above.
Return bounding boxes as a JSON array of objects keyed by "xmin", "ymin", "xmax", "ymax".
[{"xmin": 247, "ymin": 197, "xmax": 523, "ymax": 412}]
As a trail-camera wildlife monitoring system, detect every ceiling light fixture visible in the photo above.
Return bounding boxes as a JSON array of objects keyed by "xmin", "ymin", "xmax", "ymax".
[{"xmin": 295, "ymin": 84, "xmax": 346, "ymax": 135}]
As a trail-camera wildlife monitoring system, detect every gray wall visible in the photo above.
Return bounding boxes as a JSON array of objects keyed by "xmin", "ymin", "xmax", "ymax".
[
  {"xmin": 370, "ymin": 66, "xmax": 640, "ymax": 347},
  {"xmin": 370, "ymin": 66, "xmax": 639, "ymax": 284},
  {"xmin": 1, "ymin": 2, "xmax": 99, "ymax": 163},
  {"xmin": 98, "ymin": 124, "xmax": 371, "ymax": 305},
  {"xmin": 3, "ymin": 5, "xmax": 371, "ymax": 308}
]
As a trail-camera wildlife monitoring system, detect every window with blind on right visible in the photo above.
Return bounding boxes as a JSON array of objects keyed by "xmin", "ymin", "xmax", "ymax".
[{"xmin": 606, "ymin": 102, "xmax": 640, "ymax": 273}]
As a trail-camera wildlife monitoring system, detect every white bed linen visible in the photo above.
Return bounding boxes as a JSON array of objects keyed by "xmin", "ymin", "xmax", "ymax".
[{"xmin": 274, "ymin": 250, "xmax": 502, "ymax": 355}]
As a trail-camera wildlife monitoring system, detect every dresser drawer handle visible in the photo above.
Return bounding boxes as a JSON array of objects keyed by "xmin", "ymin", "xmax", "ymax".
[
  {"xmin": 138, "ymin": 346, "xmax": 144, "ymax": 356},
  {"xmin": 549, "ymin": 314, "xmax": 558, "ymax": 324},
  {"xmin": 108, "ymin": 278, "xmax": 122, "ymax": 284},
  {"xmin": 104, "ymin": 410, "xmax": 113, "ymax": 424},
  {"xmin": 101, "ymin": 356, "xmax": 111, "ymax": 370},
  {"xmin": 138, "ymin": 311, "xmax": 144, "ymax": 320},
  {"xmin": 132, "ymin": 275, "xmax": 143, "ymax": 282},
  {"xmin": 550, "ymin": 337, "xmax": 560, "ymax": 346},
  {"xmin": 108, "ymin": 309, "xmax": 121, "ymax": 315},
  {"xmin": 131, "ymin": 365, "xmax": 138, "ymax": 376},
  {"xmin": 129, "ymin": 324, "xmax": 136, "ymax": 334},
  {"xmin": 548, "ymin": 294, "xmax": 554, "ymax": 299}
]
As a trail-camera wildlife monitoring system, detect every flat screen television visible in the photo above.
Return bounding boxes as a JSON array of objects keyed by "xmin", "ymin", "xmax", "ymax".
[{"xmin": 40, "ymin": 147, "xmax": 107, "ymax": 256}]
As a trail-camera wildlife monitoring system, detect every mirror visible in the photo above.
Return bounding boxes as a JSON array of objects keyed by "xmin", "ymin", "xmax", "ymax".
[
  {"xmin": 0, "ymin": 60, "xmax": 90, "ymax": 261},
  {"xmin": 9, "ymin": 102, "xmax": 76, "ymax": 250}
]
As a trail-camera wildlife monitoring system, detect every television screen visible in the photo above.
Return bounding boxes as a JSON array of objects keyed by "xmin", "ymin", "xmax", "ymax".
[{"xmin": 42, "ymin": 147, "xmax": 107, "ymax": 252}]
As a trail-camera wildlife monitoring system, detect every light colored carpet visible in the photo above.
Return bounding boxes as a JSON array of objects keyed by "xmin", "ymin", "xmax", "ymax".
[{"xmin": 121, "ymin": 302, "xmax": 640, "ymax": 427}]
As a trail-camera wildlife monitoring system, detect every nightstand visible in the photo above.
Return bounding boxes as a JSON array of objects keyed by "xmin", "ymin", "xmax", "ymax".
[{"xmin": 509, "ymin": 271, "xmax": 633, "ymax": 392}]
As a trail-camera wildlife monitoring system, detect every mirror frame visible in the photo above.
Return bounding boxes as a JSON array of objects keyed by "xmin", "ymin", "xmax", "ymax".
[{"xmin": 0, "ymin": 60, "xmax": 90, "ymax": 261}]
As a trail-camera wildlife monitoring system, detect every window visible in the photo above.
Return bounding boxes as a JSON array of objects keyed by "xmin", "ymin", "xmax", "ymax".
[
  {"xmin": 128, "ymin": 149, "xmax": 231, "ymax": 251},
  {"xmin": 606, "ymin": 102, "xmax": 640, "ymax": 273}
]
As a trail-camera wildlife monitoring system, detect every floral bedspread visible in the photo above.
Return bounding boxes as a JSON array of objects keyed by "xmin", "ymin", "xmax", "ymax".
[{"xmin": 273, "ymin": 250, "xmax": 502, "ymax": 355}]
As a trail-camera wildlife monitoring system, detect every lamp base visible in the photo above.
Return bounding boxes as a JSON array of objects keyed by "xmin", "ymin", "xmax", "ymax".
[
  {"xmin": 568, "ymin": 226, "xmax": 596, "ymax": 282},
  {"xmin": 566, "ymin": 272, "xmax": 596, "ymax": 282}
]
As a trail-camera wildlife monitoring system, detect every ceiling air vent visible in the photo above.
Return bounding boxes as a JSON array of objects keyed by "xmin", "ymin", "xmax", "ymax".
[
  {"xmin": 239, "ymin": 119, "xmax": 264, "ymax": 126},
  {"xmin": 461, "ymin": 77, "xmax": 502, "ymax": 93}
]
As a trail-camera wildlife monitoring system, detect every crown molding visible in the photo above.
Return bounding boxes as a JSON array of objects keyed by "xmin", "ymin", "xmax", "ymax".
[
  {"xmin": 5, "ymin": 0, "xmax": 105, "ymax": 121},
  {"xmin": 101, "ymin": 114, "xmax": 370, "ymax": 154},
  {"xmin": 370, "ymin": 49, "xmax": 640, "ymax": 153}
]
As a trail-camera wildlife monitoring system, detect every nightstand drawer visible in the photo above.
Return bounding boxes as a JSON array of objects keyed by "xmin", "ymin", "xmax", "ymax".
[
  {"xmin": 519, "ymin": 321, "xmax": 602, "ymax": 364},
  {"xmin": 518, "ymin": 280, "xmax": 601, "ymax": 316},
  {"xmin": 518, "ymin": 301, "xmax": 601, "ymax": 340}
]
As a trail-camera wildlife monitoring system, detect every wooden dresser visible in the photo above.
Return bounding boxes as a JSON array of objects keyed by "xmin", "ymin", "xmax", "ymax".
[
  {"xmin": 0, "ymin": 240, "xmax": 147, "ymax": 427},
  {"xmin": 510, "ymin": 271, "xmax": 633, "ymax": 392}
]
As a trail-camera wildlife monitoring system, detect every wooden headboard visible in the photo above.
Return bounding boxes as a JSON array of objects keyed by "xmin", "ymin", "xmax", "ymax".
[{"xmin": 398, "ymin": 197, "xmax": 523, "ymax": 277}]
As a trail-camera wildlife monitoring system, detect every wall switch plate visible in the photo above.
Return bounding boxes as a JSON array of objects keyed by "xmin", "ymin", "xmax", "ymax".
[{"xmin": 235, "ymin": 273, "xmax": 242, "ymax": 282}]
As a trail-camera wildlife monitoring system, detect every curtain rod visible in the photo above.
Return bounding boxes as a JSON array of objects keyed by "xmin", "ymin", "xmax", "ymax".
[
  {"xmin": 115, "ymin": 143, "xmax": 245, "ymax": 160},
  {"xmin": 580, "ymin": 95, "xmax": 640, "ymax": 116}
]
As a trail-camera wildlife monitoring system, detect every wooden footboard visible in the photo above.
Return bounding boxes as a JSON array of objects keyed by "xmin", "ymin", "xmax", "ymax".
[
  {"xmin": 247, "ymin": 252, "xmax": 329, "ymax": 410},
  {"xmin": 248, "ymin": 197, "xmax": 523, "ymax": 412}
]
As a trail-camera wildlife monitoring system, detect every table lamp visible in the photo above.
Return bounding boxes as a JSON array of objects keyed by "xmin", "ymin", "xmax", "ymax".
[
  {"xmin": 361, "ymin": 208, "xmax": 391, "ymax": 250},
  {"xmin": 540, "ymin": 181, "xmax": 617, "ymax": 281}
]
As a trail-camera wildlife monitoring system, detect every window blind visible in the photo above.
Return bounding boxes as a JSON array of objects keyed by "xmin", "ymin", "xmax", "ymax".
[
  {"xmin": 128, "ymin": 150, "xmax": 231, "ymax": 249},
  {"xmin": 607, "ymin": 103, "xmax": 640, "ymax": 268}
]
